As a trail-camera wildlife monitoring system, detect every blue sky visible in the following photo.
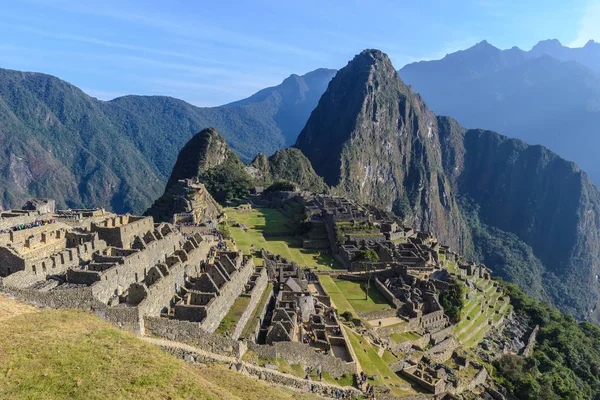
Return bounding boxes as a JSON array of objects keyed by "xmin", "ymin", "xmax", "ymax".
[{"xmin": 0, "ymin": 0, "xmax": 597, "ymax": 106}]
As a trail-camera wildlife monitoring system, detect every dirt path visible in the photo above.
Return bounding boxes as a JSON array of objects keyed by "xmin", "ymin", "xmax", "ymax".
[{"xmin": 368, "ymin": 316, "xmax": 403, "ymax": 329}]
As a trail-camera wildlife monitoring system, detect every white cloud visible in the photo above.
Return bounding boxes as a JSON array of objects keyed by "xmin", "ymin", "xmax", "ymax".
[{"xmin": 569, "ymin": 1, "xmax": 600, "ymax": 47}]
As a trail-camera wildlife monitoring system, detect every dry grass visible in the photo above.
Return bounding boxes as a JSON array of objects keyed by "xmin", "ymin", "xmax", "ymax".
[
  {"xmin": 0, "ymin": 295, "xmax": 321, "ymax": 400},
  {"xmin": 0, "ymin": 294, "xmax": 38, "ymax": 322}
]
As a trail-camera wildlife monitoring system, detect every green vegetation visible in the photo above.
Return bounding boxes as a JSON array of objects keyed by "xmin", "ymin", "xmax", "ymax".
[
  {"xmin": 389, "ymin": 331, "xmax": 421, "ymax": 344},
  {"xmin": 345, "ymin": 329, "xmax": 416, "ymax": 396},
  {"xmin": 0, "ymin": 67, "xmax": 336, "ymax": 214},
  {"xmin": 199, "ymin": 157, "xmax": 255, "ymax": 203},
  {"xmin": 217, "ymin": 221, "xmax": 232, "ymax": 239},
  {"xmin": 318, "ymin": 276, "xmax": 356, "ymax": 315},
  {"xmin": 382, "ymin": 350, "xmax": 398, "ymax": 364},
  {"xmin": 439, "ymin": 278, "xmax": 466, "ymax": 323},
  {"xmin": 265, "ymin": 181, "xmax": 298, "ymax": 193},
  {"xmin": 226, "ymin": 207, "xmax": 342, "ymax": 270},
  {"xmin": 333, "ymin": 221, "xmax": 379, "ymax": 246},
  {"xmin": 251, "ymin": 357, "xmax": 353, "ymax": 387},
  {"xmin": 318, "ymin": 275, "xmax": 392, "ymax": 315},
  {"xmin": 249, "ymin": 148, "xmax": 329, "ymax": 194},
  {"xmin": 216, "ymin": 295, "xmax": 251, "ymax": 335},
  {"xmin": 0, "ymin": 296, "xmax": 319, "ymax": 400},
  {"xmin": 492, "ymin": 283, "xmax": 600, "ymax": 399},
  {"xmin": 353, "ymin": 249, "xmax": 380, "ymax": 263}
]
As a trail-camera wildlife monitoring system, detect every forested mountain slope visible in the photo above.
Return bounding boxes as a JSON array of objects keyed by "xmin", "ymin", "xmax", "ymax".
[
  {"xmin": 0, "ymin": 67, "xmax": 335, "ymax": 214},
  {"xmin": 296, "ymin": 49, "xmax": 600, "ymax": 324}
]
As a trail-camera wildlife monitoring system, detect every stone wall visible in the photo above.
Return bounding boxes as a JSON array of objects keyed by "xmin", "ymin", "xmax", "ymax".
[
  {"xmin": 390, "ymin": 332, "xmax": 431, "ymax": 353},
  {"xmin": 136, "ymin": 238, "xmax": 213, "ymax": 317},
  {"xmin": 465, "ymin": 368, "xmax": 488, "ymax": 392},
  {"xmin": 0, "ymin": 285, "xmax": 98, "ymax": 309},
  {"xmin": 0, "ymin": 212, "xmax": 46, "ymax": 231},
  {"xmin": 232, "ymin": 268, "xmax": 268, "ymax": 340},
  {"xmin": 245, "ymin": 286, "xmax": 274, "ymax": 342},
  {"xmin": 0, "ymin": 247, "xmax": 25, "ymax": 277},
  {"xmin": 144, "ymin": 316, "xmax": 247, "ymax": 358},
  {"xmin": 89, "ymin": 231, "xmax": 184, "ymax": 304},
  {"xmin": 160, "ymin": 343, "xmax": 361, "ymax": 398},
  {"xmin": 374, "ymin": 277, "xmax": 402, "ymax": 307},
  {"xmin": 91, "ymin": 215, "xmax": 154, "ymax": 249},
  {"xmin": 248, "ymin": 341, "xmax": 356, "ymax": 378},
  {"xmin": 425, "ymin": 337, "xmax": 458, "ymax": 363},
  {"xmin": 522, "ymin": 325, "xmax": 539, "ymax": 357},
  {"xmin": 200, "ymin": 260, "xmax": 255, "ymax": 333},
  {"xmin": 357, "ymin": 308, "xmax": 397, "ymax": 320},
  {"xmin": 430, "ymin": 325, "xmax": 454, "ymax": 345}
]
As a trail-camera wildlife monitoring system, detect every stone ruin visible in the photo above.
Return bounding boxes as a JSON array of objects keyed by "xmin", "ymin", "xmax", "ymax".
[
  {"xmin": 260, "ymin": 249, "xmax": 353, "ymax": 362},
  {"xmin": 145, "ymin": 178, "xmax": 221, "ymax": 225}
]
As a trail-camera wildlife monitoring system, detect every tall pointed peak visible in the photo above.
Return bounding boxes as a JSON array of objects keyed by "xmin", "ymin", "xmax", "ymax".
[
  {"xmin": 164, "ymin": 127, "xmax": 237, "ymax": 191},
  {"xmin": 295, "ymin": 49, "xmax": 432, "ymax": 187}
]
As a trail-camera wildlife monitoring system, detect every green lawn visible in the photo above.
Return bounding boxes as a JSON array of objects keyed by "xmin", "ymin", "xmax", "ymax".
[
  {"xmin": 382, "ymin": 350, "xmax": 398, "ymax": 364},
  {"xmin": 331, "ymin": 279, "xmax": 393, "ymax": 313},
  {"xmin": 388, "ymin": 331, "xmax": 421, "ymax": 344},
  {"xmin": 216, "ymin": 295, "xmax": 251, "ymax": 335},
  {"xmin": 226, "ymin": 207, "xmax": 342, "ymax": 270},
  {"xmin": 345, "ymin": 329, "xmax": 417, "ymax": 397},
  {"xmin": 318, "ymin": 275, "xmax": 357, "ymax": 315},
  {"xmin": 318, "ymin": 276, "xmax": 393, "ymax": 315},
  {"xmin": 254, "ymin": 357, "xmax": 355, "ymax": 388}
]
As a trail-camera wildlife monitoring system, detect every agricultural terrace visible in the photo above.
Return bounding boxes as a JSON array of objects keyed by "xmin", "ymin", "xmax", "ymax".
[
  {"xmin": 454, "ymin": 277, "xmax": 511, "ymax": 347},
  {"xmin": 345, "ymin": 328, "xmax": 420, "ymax": 397},
  {"xmin": 225, "ymin": 206, "xmax": 343, "ymax": 270}
]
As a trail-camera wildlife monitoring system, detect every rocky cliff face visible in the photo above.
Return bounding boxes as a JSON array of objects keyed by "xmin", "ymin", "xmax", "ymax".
[
  {"xmin": 165, "ymin": 128, "xmax": 237, "ymax": 191},
  {"xmin": 295, "ymin": 49, "xmax": 468, "ymax": 253},
  {"xmin": 439, "ymin": 117, "xmax": 600, "ymax": 320},
  {"xmin": 297, "ymin": 49, "xmax": 600, "ymax": 323}
]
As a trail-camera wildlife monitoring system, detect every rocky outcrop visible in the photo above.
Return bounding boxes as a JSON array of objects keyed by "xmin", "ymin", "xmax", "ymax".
[
  {"xmin": 145, "ymin": 180, "xmax": 221, "ymax": 223},
  {"xmin": 247, "ymin": 148, "xmax": 328, "ymax": 193},
  {"xmin": 165, "ymin": 128, "xmax": 237, "ymax": 191}
]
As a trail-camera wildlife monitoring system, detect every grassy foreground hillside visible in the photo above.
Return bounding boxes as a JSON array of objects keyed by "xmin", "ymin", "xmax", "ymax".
[{"xmin": 0, "ymin": 295, "xmax": 319, "ymax": 400}]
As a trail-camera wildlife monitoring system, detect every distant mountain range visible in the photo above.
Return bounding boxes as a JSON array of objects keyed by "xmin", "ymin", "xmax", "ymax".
[
  {"xmin": 399, "ymin": 39, "xmax": 600, "ymax": 184},
  {"xmin": 0, "ymin": 67, "xmax": 335, "ymax": 214},
  {"xmin": 6, "ymin": 38, "xmax": 600, "ymax": 215}
]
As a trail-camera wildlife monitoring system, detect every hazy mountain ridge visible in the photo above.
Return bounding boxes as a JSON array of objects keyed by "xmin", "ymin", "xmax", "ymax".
[{"xmin": 399, "ymin": 39, "xmax": 600, "ymax": 184}]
